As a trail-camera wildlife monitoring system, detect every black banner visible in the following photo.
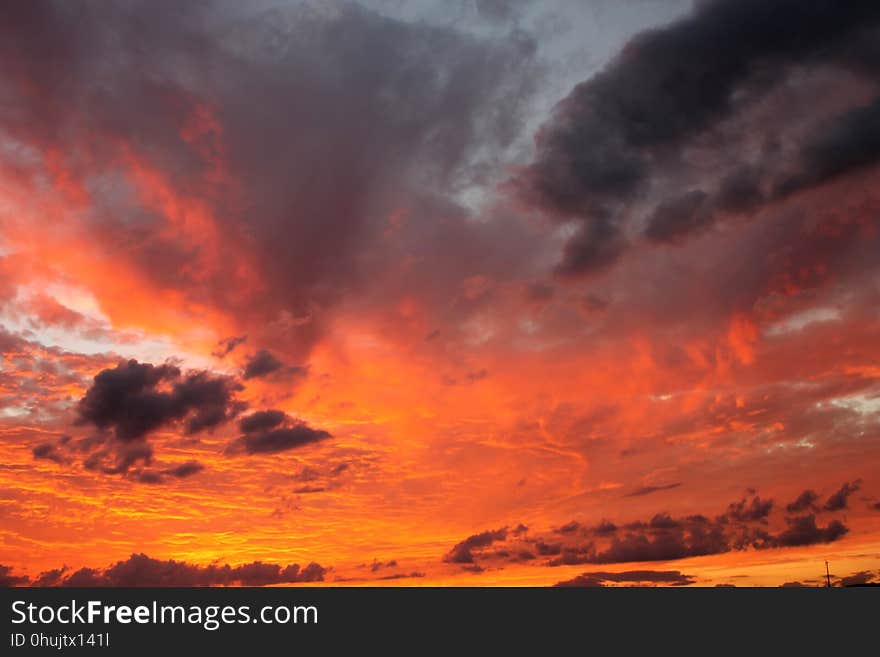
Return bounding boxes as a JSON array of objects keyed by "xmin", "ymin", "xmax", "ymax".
[{"xmin": 1, "ymin": 587, "xmax": 875, "ymax": 653}]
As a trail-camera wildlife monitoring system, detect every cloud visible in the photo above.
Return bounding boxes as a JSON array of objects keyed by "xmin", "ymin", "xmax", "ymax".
[
  {"xmin": 377, "ymin": 572, "xmax": 426, "ymax": 581},
  {"xmin": 33, "ymin": 358, "xmax": 243, "ymax": 481},
  {"xmin": 0, "ymin": 565, "xmax": 29, "ymax": 587},
  {"xmin": 643, "ymin": 191, "xmax": 712, "ymax": 244},
  {"xmin": 163, "ymin": 461, "xmax": 204, "ymax": 479},
  {"xmin": 838, "ymin": 570, "xmax": 877, "ymax": 587},
  {"xmin": 76, "ymin": 359, "xmax": 242, "ymax": 441},
  {"xmin": 823, "ymin": 480, "xmax": 861, "ymax": 511},
  {"xmin": 241, "ymin": 425, "xmax": 330, "ymax": 455},
  {"xmin": 516, "ymin": 0, "xmax": 880, "ymax": 274},
  {"xmin": 771, "ymin": 515, "xmax": 848, "ymax": 547},
  {"xmin": 725, "ymin": 495, "xmax": 774, "ymax": 522},
  {"xmin": 0, "ymin": 0, "xmax": 540, "ymax": 359},
  {"xmin": 32, "ymin": 567, "xmax": 69, "ymax": 587},
  {"xmin": 54, "ymin": 553, "xmax": 326, "ymax": 587},
  {"xmin": 590, "ymin": 531, "xmax": 688, "ymax": 565},
  {"xmin": 369, "ymin": 560, "xmax": 398, "ymax": 572},
  {"xmin": 212, "ymin": 335, "xmax": 247, "ymax": 359},
  {"xmin": 778, "ymin": 97, "xmax": 880, "ymax": 195},
  {"xmin": 445, "ymin": 527, "xmax": 508, "ymax": 564},
  {"xmin": 239, "ymin": 409, "xmax": 287, "ymax": 433},
  {"xmin": 786, "ymin": 490, "xmax": 820, "ymax": 514},
  {"xmin": 234, "ymin": 409, "xmax": 331, "ymax": 455},
  {"xmin": 554, "ymin": 570, "xmax": 695, "ymax": 587},
  {"xmin": 591, "ymin": 520, "xmax": 618, "ymax": 535},
  {"xmin": 623, "ymin": 483, "xmax": 682, "ymax": 498},
  {"xmin": 241, "ymin": 349, "xmax": 301, "ymax": 380},
  {"xmin": 445, "ymin": 487, "xmax": 858, "ymax": 569},
  {"xmin": 32, "ymin": 441, "xmax": 67, "ymax": 464}
]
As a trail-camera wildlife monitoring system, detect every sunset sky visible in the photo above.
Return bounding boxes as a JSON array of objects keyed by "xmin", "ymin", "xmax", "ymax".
[{"xmin": 2, "ymin": 0, "xmax": 880, "ymax": 588}]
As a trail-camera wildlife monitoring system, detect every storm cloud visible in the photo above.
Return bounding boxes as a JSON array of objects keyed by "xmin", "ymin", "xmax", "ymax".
[
  {"xmin": 76, "ymin": 360, "xmax": 242, "ymax": 441},
  {"xmin": 234, "ymin": 410, "xmax": 331, "ymax": 455},
  {"xmin": 0, "ymin": 0, "xmax": 541, "ymax": 359},
  {"xmin": 517, "ymin": 0, "xmax": 880, "ymax": 275}
]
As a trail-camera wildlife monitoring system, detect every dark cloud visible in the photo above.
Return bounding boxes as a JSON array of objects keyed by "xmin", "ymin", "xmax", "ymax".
[
  {"xmin": 0, "ymin": 565, "xmax": 29, "ymax": 587},
  {"xmin": 445, "ymin": 527, "xmax": 508, "ymax": 564},
  {"xmin": 786, "ymin": 490, "xmax": 820, "ymax": 514},
  {"xmin": 369, "ymin": 560, "xmax": 398, "ymax": 573},
  {"xmin": 55, "ymin": 553, "xmax": 326, "ymax": 587},
  {"xmin": 241, "ymin": 349, "xmax": 302, "ymax": 380},
  {"xmin": 163, "ymin": 460, "xmax": 204, "ymax": 479},
  {"xmin": 517, "ymin": 0, "xmax": 880, "ymax": 274},
  {"xmin": 137, "ymin": 471, "xmax": 164, "ymax": 485},
  {"xmin": 212, "ymin": 335, "xmax": 247, "ymax": 359},
  {"xmin": 725, "ymin": 495, "xmax": 774, "ymax": 523},
  {"xmin": 554, "ymin": 570, "xmax": 695, "ymax": 587},
  {"xmin": 32, "ymin": 567, "xmax": 69, "ymax": 587},
  {"xmin": 62, "ymin": 568, "xmax": 104, "ymax": 587},
  {"xmin": 591, "ymin": 532, "xmax": 688, "ymax": 564},
  {"xmin": 623, "ymin": 482, "xmax": 681, "ymax": 498},
  {"xmin": 771, "ymin": 514, "xmax": 848, "ymax": 547},
  {"xmin": 591, "ymin": 520, "xmax": 617, "ymax": 535},
  {"xmin": 547, "ymin": 545, "xmax": 595, "ymax": 567},
  {"xmin": 823, "ymin": 480, "xmax": 861, "ymax": 511},
  {"xmin": 715, "ymin": 165, "xmax": 766, "ymax": 213},
  {"xmin": 32, "ymin": 441, "xmax": 66, "ymax": 464},
  {"xmin": 553, "ymin": 216, "xmax": 627, "ymax": 278},
  {"xmin": 0, "ymin": 1, "xmax": 540, "ymax": 357},
  {"xmin": 839, "ymin": 570, "xmax": 876, "ymax": 587},
  {"xmin": 76, "ymin": 360, "xmax": 242, "ymax": 441},
  {"xmin": 241, "ymin": 425, "xmax": 330, "ymax": 455},
  {"xmin": 239, "ymin": 409, "xmax": 287, "ymax": 434},
  {"xmin": 534, "ymin": 540, "xmax": 562, "ymax": 556},
  {"xmin": 38, "ymin": 359, "xmax": 242, "ymax": 479},
  {"xmin": 235, "ymin": 409, "xmax": 331, "ymax": 455},
  {"xmin": 778, "ymin": 97, "xmax": 880, "ymax": 195},
  {"xmin": 377, "ymin": 572, "xmax": 425, "ymax": 580},
  {"xmin": 648, "ymin": 513, "xmax": 680, "ymax": 530},
  {"xmin": 447, "ymin": 486, "xmax": 859, "ymax": 569},
  {"xmin": 644, "ymin": 191, "xmax": 711, "ymax": 244},
  {"xmin": 96, "ymin": 442, "xmax": 154, "ymax": 475}
]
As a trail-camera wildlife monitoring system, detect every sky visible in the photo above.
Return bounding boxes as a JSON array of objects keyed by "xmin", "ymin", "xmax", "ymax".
[{"xmin": 1, "ymin": 0, "xmax": 880, "ymax": 588}]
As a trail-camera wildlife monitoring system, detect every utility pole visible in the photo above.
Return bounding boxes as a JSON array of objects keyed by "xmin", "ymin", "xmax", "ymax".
[{"xmin": 825, "ymin": 560, "xmax": 832, "ymax": 588}]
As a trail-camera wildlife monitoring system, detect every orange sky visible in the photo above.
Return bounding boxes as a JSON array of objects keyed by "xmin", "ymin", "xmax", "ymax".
[{"xmin": 1, "ymin": 0, "xmax": 880, "ymax": 587}]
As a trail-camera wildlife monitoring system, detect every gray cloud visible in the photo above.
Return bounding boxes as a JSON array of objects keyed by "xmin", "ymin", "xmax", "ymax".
[
  {"xmin": 517, "ymin": 0, "xmax": 880, "ymax": 275},
  {"xmin": 235, "ymin": 409, "xmax": 331, "ymax": 455},
  {"xmin": 823, "ymin": 480, "xmax": 861, "ymax": 512},
  {"xmin": 554, "ymin": 570, "xmax": 695, "ymax": 587}
]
